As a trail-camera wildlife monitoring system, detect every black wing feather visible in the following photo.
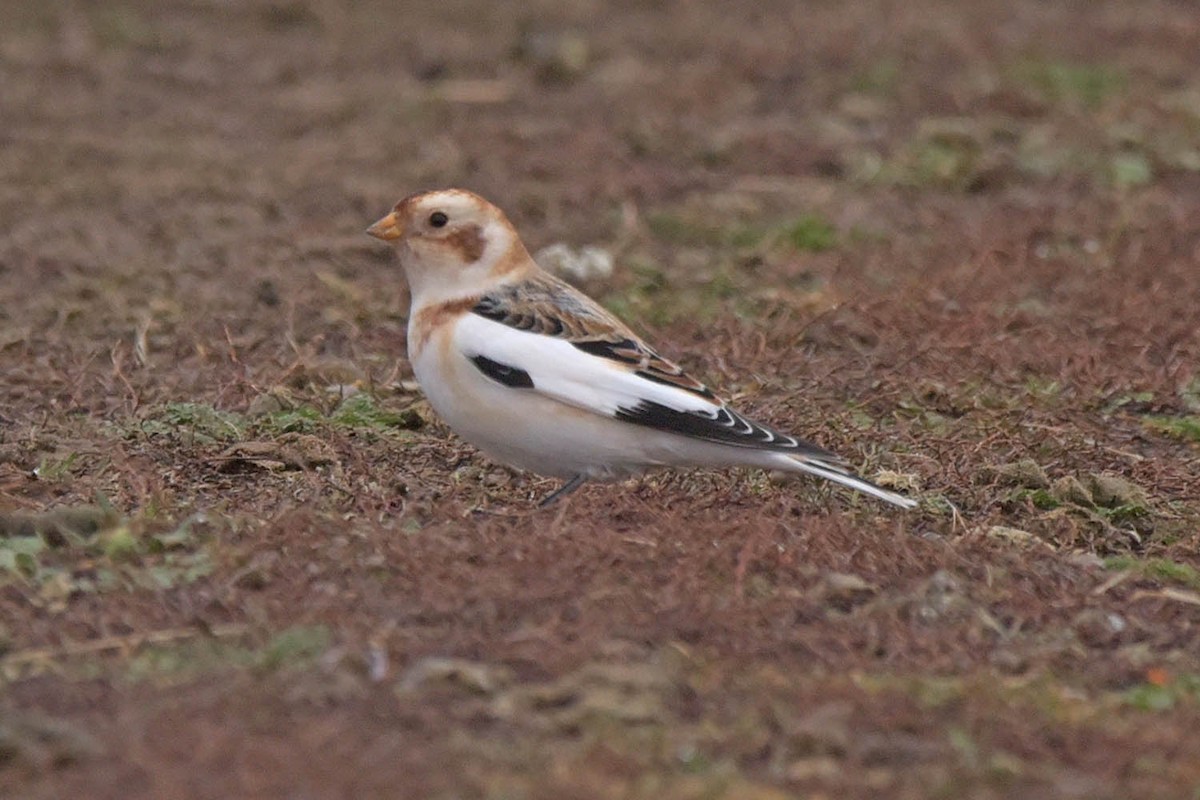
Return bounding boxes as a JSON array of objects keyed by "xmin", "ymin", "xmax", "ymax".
[
  {"xmin": 570, "ymin": 337, "xmax": 641, "ymax": 364},
  {"xmin": 470, "ymin": 355, "xmax": 534, "ymax": 388},
  {"xmin": 614, "ymin": 399, "xmax": 843, "ymax": 461}
]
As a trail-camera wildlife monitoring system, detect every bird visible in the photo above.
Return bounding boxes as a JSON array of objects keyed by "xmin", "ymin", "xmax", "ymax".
[{"xmin": 366, "ymin": 189, "xmax": 917, "ymax": 509}]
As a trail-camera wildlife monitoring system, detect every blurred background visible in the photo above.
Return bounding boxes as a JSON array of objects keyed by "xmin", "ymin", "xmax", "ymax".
[
  {"xmin": 4, "ymin": 0, "xmax": 1198, "ymax": 407},
  {"xmin": 9, "ymin": 0, "xmax": 1200, "ymax": 407}
]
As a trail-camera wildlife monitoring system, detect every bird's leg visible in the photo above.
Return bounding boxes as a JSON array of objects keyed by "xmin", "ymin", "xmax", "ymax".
[{"xmin": 538, "ymin": 474, "xmax": 588, "ymax": 507}]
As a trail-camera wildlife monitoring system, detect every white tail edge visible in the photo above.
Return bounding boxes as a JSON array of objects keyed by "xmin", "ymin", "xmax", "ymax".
[{"xmin": 783, "ymin": 456, "xmax": 918, "ymax": 509}]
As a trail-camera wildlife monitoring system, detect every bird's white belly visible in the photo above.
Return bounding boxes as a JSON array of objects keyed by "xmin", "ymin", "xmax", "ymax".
[{"xmin": 411, "ymin": 336, "xmax": 656, "ymax": 480}]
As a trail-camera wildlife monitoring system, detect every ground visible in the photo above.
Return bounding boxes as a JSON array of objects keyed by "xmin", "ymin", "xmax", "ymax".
[{"xmin": 2, "ymin": 1, "xmax": 1200, "ymax": 798}]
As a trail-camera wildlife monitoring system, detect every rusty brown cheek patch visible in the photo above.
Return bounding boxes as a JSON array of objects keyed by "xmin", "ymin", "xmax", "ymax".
[{"xmin": 440, "ymin": 225, "xmax": 486, "ymax": 262}]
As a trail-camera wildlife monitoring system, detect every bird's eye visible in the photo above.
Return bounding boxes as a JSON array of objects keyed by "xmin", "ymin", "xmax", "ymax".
[{"xmin": 429, "ymin": 211, "xmax": 448, "ymax": 228}]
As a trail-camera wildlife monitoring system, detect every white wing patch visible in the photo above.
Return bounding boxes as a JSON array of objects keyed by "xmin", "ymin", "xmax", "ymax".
[
  {"xmin": 454, "ymin": 314, "xmax": 841, "ymax": 460},
  {"xmin": 455, "ymin": 314, "xmax": 715, "ymax": 417}
]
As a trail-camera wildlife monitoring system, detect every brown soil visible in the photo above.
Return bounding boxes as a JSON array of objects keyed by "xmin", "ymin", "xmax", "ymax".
[{"xmin": 2, "ymin": 1, "xmax": 1199, "ymax": 798}]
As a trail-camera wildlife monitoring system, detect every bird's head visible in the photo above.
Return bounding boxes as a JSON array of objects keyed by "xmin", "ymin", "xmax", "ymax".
[{"xmin": 367, "ymin": 189, "xmax": 531, "ymax": 305}]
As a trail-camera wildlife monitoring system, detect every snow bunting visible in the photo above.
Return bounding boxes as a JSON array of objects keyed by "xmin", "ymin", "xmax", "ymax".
[{"xmin": 367, "ymin": 189, "xmax": 917, "ymax": 509}]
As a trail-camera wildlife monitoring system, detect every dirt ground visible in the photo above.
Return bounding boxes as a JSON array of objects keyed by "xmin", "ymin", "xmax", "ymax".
[{"xmin": 2, "ymin": 1, "xmax": 1200, "ymax": 798}]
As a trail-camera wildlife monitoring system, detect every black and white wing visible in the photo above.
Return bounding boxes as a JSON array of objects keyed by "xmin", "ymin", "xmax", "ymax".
[{"xmin": 461, "ymin": 275, "xmax": 842, "ymax": 462}]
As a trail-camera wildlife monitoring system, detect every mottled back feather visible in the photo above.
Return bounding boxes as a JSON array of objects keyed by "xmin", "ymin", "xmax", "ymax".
[{"xmin": 472, "ymin": 272, "xmax": 716, "ymax": 401}]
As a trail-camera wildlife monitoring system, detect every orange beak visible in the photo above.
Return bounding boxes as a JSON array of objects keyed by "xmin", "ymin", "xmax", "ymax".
[{"xmin": 366, "ymin": 211, "xmax": 404, "ymax": 241}]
